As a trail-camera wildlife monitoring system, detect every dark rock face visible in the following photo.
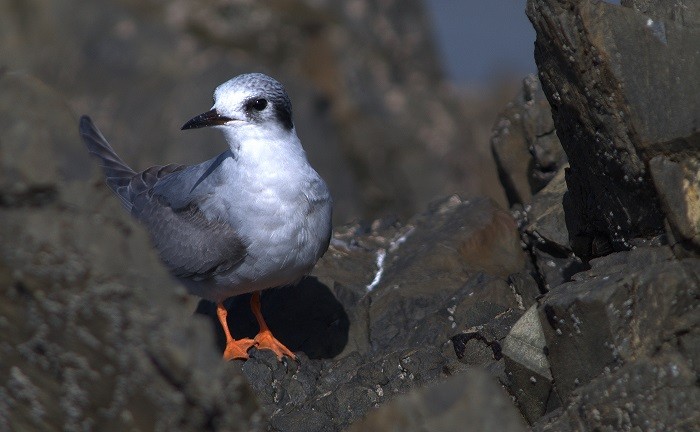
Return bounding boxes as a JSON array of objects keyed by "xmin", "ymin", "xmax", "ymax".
[
  {"xmin": 488, "ymin": 1, "xmax": 700, "ymax": 429},
  {"xmin": 491, "ymin": 75, "xmax": 567, "ymax": 208},
  {"xmin": 491, "ymin": 75, "xmax": 583, "ymax": 292},
  {"xmin": 540, "ymin": 247, "xmax": 689, "ymax": 395},
  {"xmin": 534, "ymin": 351, "xmax": 698, "ymax": 432},
  {"xmin": 524, "ymin": 166, "xmax": 588, "ymax": 291},
  {"xmin": 533, "ymin": 248, "xmax": 700, "ymax": 431},
  {"xmin": 484, "ymin": 0, "xmax": 700, "ymax": 429},
  {"xmin": 527, "ymin": 0, "xmax": 700, "ymax": 257}
]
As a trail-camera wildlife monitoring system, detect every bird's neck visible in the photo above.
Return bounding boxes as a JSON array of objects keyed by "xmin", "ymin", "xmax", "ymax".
[{"xmin": 223, "ymin": 126, "xmax": 308, "ymax": 168}]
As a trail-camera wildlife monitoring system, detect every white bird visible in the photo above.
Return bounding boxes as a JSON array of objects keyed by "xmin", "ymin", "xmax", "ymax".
[{"xmin": 80, "ymin": 73, "xmax": 333, "ymax": 361}]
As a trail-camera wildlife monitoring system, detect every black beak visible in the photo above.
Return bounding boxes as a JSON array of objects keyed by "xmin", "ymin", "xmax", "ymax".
[{"xmin": 181, "ymin": 109, "xmax": 235, "ymax": 130}]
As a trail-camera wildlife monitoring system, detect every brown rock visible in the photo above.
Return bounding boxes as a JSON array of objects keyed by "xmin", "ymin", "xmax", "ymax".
[{"xmin": 650, "ymin": 155, "xmax": 700, "ymax": 254}]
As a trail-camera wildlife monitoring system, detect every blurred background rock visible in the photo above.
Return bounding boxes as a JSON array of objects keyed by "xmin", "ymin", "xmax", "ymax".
[{"xmin": 0, "ymin": 0, "xmax": 539, "ymax": 223}]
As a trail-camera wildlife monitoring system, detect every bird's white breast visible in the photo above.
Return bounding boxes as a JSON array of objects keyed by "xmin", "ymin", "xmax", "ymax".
[{"xmin": 202, "ymin": 131, "xmax": 332, "ymax": 293}]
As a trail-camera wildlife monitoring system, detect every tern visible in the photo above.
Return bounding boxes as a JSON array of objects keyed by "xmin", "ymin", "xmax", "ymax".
[{"xmin": 80, "ymin": 73, "xmax": 333, "ymax": 361}]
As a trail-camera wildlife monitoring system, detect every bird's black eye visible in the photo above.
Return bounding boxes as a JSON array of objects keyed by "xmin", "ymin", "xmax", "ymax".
[{"xmin": 249, "ymin": 98, "xmax": 268, "ymax": 111}]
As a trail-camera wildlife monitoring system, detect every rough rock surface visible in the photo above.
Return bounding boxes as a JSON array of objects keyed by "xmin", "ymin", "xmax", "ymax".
[
  {"xmin": 533, "ymin": 247, "xmax": 700, "ymax": 431},
  {"xmin": 490, "ymin": 75, "xmax": 582, "ymax": 292},
  {"xmin": 491, "ymin": 75, "xmax": 567, "ymax": 208},
  {"xmin": 485, "ymin": 0, "xmax": 700, "ymax": 429},
  {"xmin": 650, "ymin": 155, "xmax": 700, "ymax": 254},
  {"xmin": 502, "ymin": 305, "xmax": 557, "ymax": 424},
  {"xmin": 523, "ymin": 166, "xmax": 587, "ymax": 291},
  {"xmin": 527, "ymin": 0, "xmax": 700, "ymax": 257}
]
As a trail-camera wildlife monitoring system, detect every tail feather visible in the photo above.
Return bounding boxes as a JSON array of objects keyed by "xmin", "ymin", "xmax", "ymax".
[{"xmin": 79, "ymin": 115, "xmax": 136, "ymax": 209}]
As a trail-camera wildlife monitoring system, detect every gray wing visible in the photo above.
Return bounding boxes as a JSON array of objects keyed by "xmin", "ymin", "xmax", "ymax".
[{"xmin": 79, "ymin": 115, "xmax": 247, "ymax": 280}]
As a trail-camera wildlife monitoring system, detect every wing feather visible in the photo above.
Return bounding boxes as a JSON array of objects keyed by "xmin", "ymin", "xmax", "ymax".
[{"xmin": 80, "ymin": 116, "xmax": 247, "ymax": 279}]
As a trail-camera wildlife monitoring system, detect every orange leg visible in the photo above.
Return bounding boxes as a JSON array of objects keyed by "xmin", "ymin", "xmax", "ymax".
[
  {"xmin": 216, "ymin": 302, "xmax": 255, "ymax": 361},
  {"xmin": 250, "ymin": 291, "xmax": 297, "ymax": 361}
]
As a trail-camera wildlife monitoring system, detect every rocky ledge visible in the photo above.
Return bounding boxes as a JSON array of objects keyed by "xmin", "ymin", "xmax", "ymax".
[{"xmin": 1, "ymin": 0, "xmax": 698, "ymax": 431}]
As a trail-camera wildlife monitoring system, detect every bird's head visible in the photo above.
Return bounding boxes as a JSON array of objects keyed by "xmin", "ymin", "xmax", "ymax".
[{"xmin": 181, "ymin": 73, "xmax": 295, "ymax": 137}]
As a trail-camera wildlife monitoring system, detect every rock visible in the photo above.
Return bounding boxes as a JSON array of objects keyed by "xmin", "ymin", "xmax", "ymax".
[
  {"xmin": 491, "ymin": 75, "xmax": 567, "ymax": 207},
  {"xmin": 366, "ymin": 197, "xmax": 527, "ymax": 354},
  {"xmin": 539, "ymin": 247, "xmax": 699, "ymax": 400},
  {"xmin": 490, "ymin": 76, "xmax": 579, "ymax": 293},
  {"xmin": 0, "ymin": 71, "xmax": 93, "ymax": 204},
  {"xmin": 527, "ymin": 0, "xmax": 700, "ymax": 257},
  {"xmin": 533, "ymin": 351, "xmax": 699, "ymax": 432},
  {"xmin": 526, "ymin": 166, "xmax": 569, "ymax": 251},
  {"xmin": 502, "ymin": 305, "xmax": 558, "ymax": 424},
  {"xmin": 621, "ymin": 0, "xmax": 700, "ymax": 25},
  {"xmin": 35, "ymin": 189, "xmax": 534, "ymax": 431},
  {"xmin": 489, "ymin": 2, "xmax": 700, "ymax": 428},
  {"xmin": 524, "ymin": 166, "xmax": 588, "ymax": 290},
  {"xmin": 507, "ymin": 272, "xmax": 541, "ymax": 310},
  {"xmin": 346, "ymin": 368, "xmax": 528, "ymax": 432},
  {"xmin": 649, "ymin": 155, "xmax": 700, "ymax": 254},
  {"xmin": 189, "ymin": 195, "xmax": 532, "ymax": 431}
]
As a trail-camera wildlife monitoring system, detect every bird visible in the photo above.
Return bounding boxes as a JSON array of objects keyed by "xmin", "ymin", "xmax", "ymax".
[{"xmin": 79, "ymin": 73, "xmax": 333, "ymax": 361}]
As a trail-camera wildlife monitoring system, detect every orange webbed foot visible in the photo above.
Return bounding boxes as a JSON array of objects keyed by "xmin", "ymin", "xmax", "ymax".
[
  {"xmin": 254, "ymin": 330, "xmax": 297, "ymax": 361},
  {"xmin": 222, "ymin": 337, "xmax": 256, "ymax": 361}
]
